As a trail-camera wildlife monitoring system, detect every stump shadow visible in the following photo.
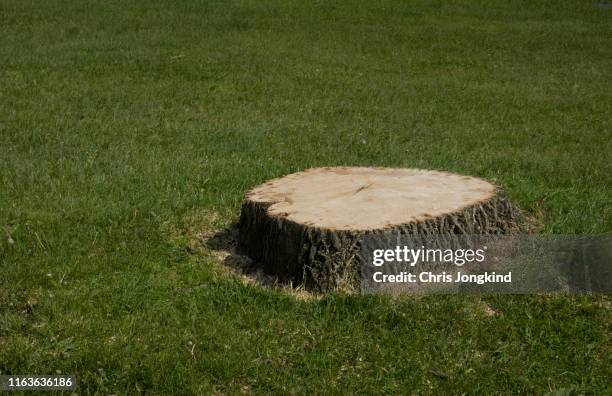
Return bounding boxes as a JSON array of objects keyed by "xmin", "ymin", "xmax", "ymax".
[{"xmin": 203, "ymin": 223, "xmax": 309, "ymax": 293}]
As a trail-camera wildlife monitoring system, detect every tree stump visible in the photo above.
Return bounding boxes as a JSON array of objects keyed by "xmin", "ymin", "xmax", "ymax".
[{"xmin": 238, "ymin": 167, "xmax": 525, "ymax": 292}]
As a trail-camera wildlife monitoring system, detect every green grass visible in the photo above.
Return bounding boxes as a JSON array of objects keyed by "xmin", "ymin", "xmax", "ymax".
[{"xmin": 1, "ymin": 0, "xmax": 611, "ymax": 394}]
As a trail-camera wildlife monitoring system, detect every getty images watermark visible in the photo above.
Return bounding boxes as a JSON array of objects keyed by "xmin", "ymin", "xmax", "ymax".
[
  {"xmin": 360, "ymin": 235, "xmax": 612, "ymax": 294},
  {"xmin": 370, "ymin": 244, "xmax": 512, "ymax": 285}
]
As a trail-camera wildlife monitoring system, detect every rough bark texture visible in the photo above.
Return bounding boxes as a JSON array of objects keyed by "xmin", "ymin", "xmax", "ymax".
[{"xmin": 237, "ymin": 168, "xmax": 526, "ymax": 292}]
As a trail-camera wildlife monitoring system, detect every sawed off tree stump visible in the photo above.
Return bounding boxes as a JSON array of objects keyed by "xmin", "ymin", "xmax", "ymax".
[{"xmin": 238, "ymin": 167, "xmax": 524, "ymax": 292}]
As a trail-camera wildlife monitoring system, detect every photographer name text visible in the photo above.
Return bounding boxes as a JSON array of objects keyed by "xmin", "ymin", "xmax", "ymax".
[{"xmin": 371, "ymin": 246, "xmax": 512, "ymax": 284}]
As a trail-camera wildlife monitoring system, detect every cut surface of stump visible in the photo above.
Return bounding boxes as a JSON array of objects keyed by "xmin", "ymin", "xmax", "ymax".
[{"xmin": 238, "ymin": 167, "xmax": 524, "ymax": 292}]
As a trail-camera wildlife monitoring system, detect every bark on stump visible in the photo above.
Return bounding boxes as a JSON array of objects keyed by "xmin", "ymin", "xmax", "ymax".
[{"xmin": 238, "ymin": 167, "xmax": 525, "ymax": 292}]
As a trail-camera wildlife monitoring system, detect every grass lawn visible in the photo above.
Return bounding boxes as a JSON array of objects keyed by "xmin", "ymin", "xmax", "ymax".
[{"xmin": 1, "ymin": 0, "xmax": 611, "ymax": 394}]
